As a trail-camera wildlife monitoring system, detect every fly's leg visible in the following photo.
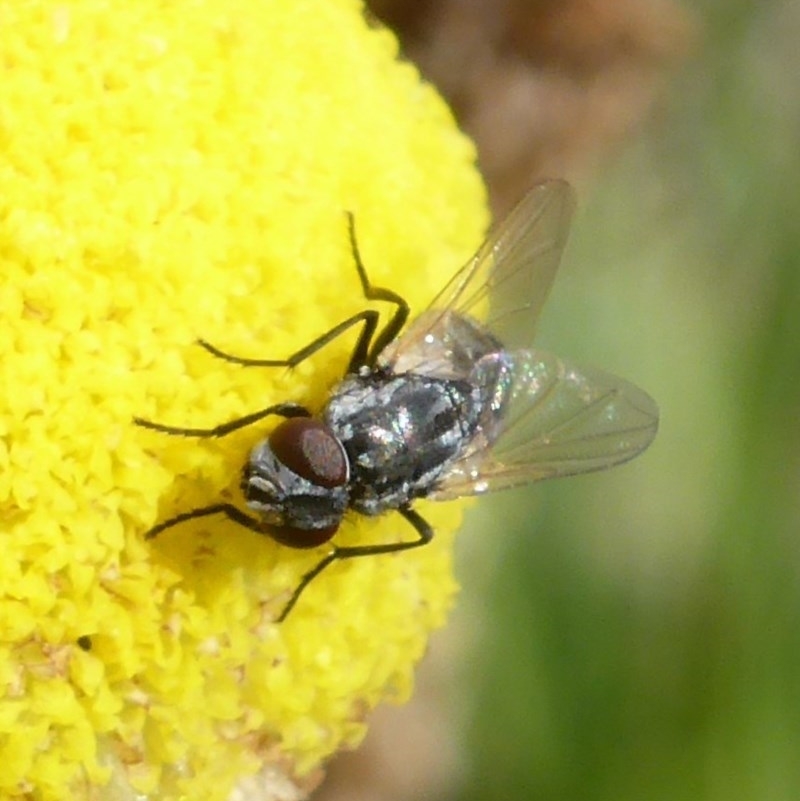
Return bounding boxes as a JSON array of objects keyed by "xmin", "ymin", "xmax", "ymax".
[
  {"xmin": 276, "ymin": 506, "xmax": 433, "ymax": 622},
  {"xmin": 345, "ymin": 212, "xmax": 409, "ymax": 369},
  {"xmin": 134, "ymin": 402, "xmax": 310, "ymax": 439},
  {"xmin": 138, "ymin": 311, "xmax": 383, "ymax": 437},
  {"xmin": 199, "ymin": 213, "xmax": 410, "ymax": 374},
  {"xmin": 197, "ymin": 308, "xmax": 381, "ymax": 371},
  {"xmin": 143, "ymin": 502, "xmax": 266, "ymax": 541},
  {"xmin": 134, "ymin": 407, "xmax": 311, "ymax": 537}
]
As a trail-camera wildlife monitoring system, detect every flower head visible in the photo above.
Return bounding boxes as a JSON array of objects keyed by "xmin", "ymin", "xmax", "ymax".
[{"xmin": 0, "ymin": 1, "xmax": 486, "ymax": 798}]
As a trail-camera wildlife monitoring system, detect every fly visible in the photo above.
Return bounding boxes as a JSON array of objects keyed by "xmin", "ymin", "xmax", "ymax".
[{"xmin": 135, "ymin": 180, "xmax": 659, "ymax": 621}]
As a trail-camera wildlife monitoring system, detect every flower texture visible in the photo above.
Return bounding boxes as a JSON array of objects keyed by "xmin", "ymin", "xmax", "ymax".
[{"xmin": 0, "ymin": 1, "xmax": 486, "ymax": 799}]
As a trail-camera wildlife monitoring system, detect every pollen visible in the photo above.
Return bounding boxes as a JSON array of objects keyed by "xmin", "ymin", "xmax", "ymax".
[{"xmin": 0, "ymin": 1, "xmax": 485, "ymax": 799}]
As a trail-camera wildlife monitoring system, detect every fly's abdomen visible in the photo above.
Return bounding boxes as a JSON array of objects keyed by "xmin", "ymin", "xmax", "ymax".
[{"xmin": 325, "ymin": 372, "xmax": 481, "ymax": 514}]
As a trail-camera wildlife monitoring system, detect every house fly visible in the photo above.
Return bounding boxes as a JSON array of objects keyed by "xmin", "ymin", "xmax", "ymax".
[{"xmin": 135, "ymin": 180, "xmax": 659, "ymax": 621}]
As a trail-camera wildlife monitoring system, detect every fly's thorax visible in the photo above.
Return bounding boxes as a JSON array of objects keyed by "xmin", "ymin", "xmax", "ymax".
[
  {"xmin": 324, "ymin": 371, "xmax": 484, "ymax": 515},
  {"xmin": 242, "ymin": 418, "xmax": 350, "ymax": 542}
]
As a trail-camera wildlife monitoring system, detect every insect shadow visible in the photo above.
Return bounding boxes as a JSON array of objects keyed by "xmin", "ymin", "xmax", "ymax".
[{"xmin": 135, "ymin": 181, "xmax": 659, "ymax": 622}]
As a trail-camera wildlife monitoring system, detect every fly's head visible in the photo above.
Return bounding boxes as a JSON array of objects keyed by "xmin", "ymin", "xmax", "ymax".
[{"xmin": 243, "ymin": 418, "xmax": 350, "ymax": 548}]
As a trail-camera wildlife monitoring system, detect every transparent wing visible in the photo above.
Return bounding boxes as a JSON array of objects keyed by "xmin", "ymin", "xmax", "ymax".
[
  {"xmin": 380, "ymin": 179, "xmax": 577, "ymax": 378},
  {"xmin": 430, "ymin": 350, "xmax": 659, "ymax": 499}
]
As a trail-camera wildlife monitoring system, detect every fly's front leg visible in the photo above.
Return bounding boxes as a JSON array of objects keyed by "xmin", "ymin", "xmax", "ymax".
[
  {"xmin": 276, "ymin": 506, "xmax": 433, "ymax": 622},
  {"xmin": 144, "ymin": 502, "xmax": 267, "ymax": 540}
]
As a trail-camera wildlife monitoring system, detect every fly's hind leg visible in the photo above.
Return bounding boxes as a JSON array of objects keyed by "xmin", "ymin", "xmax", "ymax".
[
  {"xmin": 199, "ymin": 212, "xmax": 410, "ymax": 375},
  {"xmin": 344, "ymin": 212, "xmax": 409, "ymax": 369}
]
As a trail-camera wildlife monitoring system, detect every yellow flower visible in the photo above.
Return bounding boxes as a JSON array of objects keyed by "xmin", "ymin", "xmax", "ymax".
[{"xmin": 0, "ymin": 0, "xmax": 486, "ymax": 798}]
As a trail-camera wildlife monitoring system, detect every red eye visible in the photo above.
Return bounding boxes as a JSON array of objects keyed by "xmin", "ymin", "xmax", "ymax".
[
  {"xmin": 268, "ymin": 418, "xmax": 349, "ymax": 489},
  {"xmin": 269, "ymin": 524, "xmax": 338, "ymax": 549}
]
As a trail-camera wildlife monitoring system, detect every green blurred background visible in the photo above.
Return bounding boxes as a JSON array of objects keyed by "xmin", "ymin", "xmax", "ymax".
[{"xmin": 451, "ymin": 3, "xmax": 800, "ymax": 800}]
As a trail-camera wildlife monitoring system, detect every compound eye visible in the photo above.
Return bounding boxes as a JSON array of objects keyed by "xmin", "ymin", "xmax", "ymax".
[
  {"xmin": 268, "ymin": 418, "xmax": 349, "ymax": 489},
  {"xmin": 269, "ymin": 524, "xmax": 339, "ymax": 550}
]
